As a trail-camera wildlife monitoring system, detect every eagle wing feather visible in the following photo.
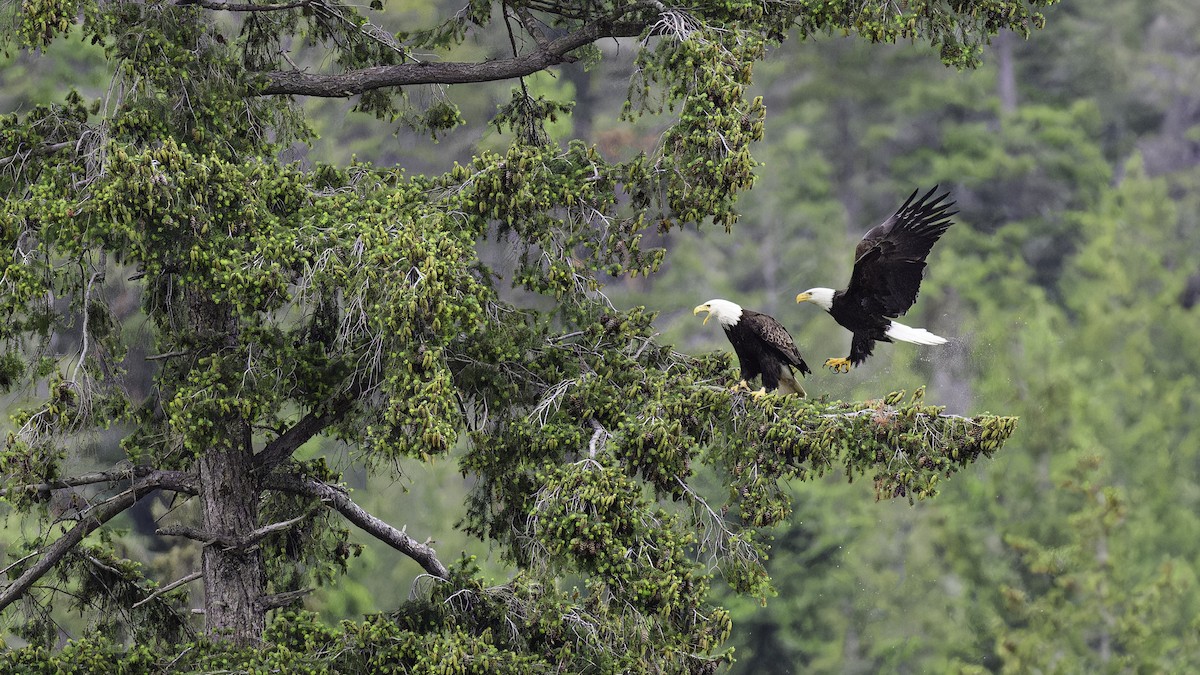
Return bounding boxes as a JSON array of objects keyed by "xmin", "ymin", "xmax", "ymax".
[
  {"xmin": 742, "ymin": 310, "xmax": 811, "ymax": 375},
  {"xmin": 845, "ymin": 186, "xmax": 956, "ymax": 317}
]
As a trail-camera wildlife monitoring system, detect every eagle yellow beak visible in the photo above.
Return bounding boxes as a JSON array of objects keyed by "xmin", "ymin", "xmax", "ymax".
[
  {"xmin": 795, "ymin": 292, "xmax": 812, "ymax": 303},
  {"xmin": 693, "ymin": 304, "xmax": 711, "ymax": 325}
]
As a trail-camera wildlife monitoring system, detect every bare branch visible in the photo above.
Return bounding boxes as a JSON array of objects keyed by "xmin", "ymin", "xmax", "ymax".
[
  {"xmin": 0, "ymin": 467, "xmax": 196, "ymax": 498},
  {"xmin": 513, "ymin": 6, "xmax": 551, "ymax": 49},
  {"xmin": 263, "ymin": 472, "xmax": 449, "ymax": 579},
  {"xmin": 0, "ymin": 142, "xmax": 72, "ymax": 170},
  {"xmin": 0, "ymin": 472, "xmax": 178, "ymax": 613},
  {"xmin": 131, "ymin": 571, "xmax": 203, "ymax": 609},
  {"xmin": 157, "ymin": 509, "xmax": 312, "ymax": 550},
  {"xmin": 588, "ymin": 418, "xmax": 609, "ymax": 458},
  {"xmin": 0, "ymin": 550, "xmax": 42, "ymax": 580},
  {"xmin": 257, "ymin": 19, "xmax": 647, "ymax": 97},
  {"xmin": 157, "ymin": 525, "xmax": 231, "ymax": 547},
  {"xmin": 71, "ymin": 264, "xmax": 105, "ymax": 384},
  {"xmin": 176, "ymin": 0, "xmax": 308, "ymax": 11},
  {"xmin": 261, "ymin": 588, "xmax": 313, "ymax": 610},
  {"xmin": 145, "ymin": 350, "xmax": 191, "ymax": 362},
  {"xmin": 240, "ymin": 508, "xmax": 315, "ymax": 546}
]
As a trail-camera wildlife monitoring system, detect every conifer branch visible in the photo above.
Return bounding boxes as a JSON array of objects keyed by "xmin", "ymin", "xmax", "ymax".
[
  {"xmin": 261, "ymin": 588, "xmax": 313, "ymax": 609},
  {"xmin": 263, "ymin": 472, "xmax": 450, "ymax": 579},
  {"xmin": 0, "ymin": 468, "xmax": 196, "ymax": 498},
  {"xmin": 0, "ymin": 472, "xmax": 180, "ymax": 614},
  {"xmin": 131, "ymin": 571, "xmax": 203, "ymax": 609},
  {"xmin": 257, "ymin": 18, "xmax": 646, "ymax": 97},
  {"xmin": 176, "ymin": 0, "xmax": 309, "ymax": 11},
  {"xmin": 253, "ymin": 397, "xmax": 355, "ymax": 471}
]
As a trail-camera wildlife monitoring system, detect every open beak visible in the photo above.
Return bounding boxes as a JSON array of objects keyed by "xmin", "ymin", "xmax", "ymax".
[
  {"xmin": 795, "ymin": 292, "xmax": 812, "ymax": 304},
  {"xmin": 692, "ymin": 304, "xmax": 711, "ymax": 325}
]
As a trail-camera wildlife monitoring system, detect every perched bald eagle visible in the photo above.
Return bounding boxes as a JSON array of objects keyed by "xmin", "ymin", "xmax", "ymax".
[
  {"xmin": 796, "ymin": 186, "xmax": 955, "ymax": 372},
  {"xmin": 693, "ymin": 299, "xmax": 811, "ymax": 396}
]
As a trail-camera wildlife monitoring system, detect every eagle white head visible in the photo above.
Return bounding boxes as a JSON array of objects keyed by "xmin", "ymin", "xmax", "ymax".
[
  {"xmin": 795, "ymin": 287, "xmax": 836, "ymax": 311},
  {"xmin": 693, "ymin": 299, "xmax": 743, "ymax": 327}
]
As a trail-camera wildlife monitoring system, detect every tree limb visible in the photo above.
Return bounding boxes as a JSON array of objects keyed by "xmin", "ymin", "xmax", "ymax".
[
  {"xmin": 260, "ymin": 588, "xmax": 313, "ymax": 610},
  {"xmin": 157, "ymin": 508, "xmax": 313, "ymax": 550},
  {"xmin": 0, "ymin": 472, "xmax": 179, "ymax": 614},
  {"xmin": 253, "ymin": 398, "xmax": 354, "ymax": 471},
  {"xmin": 263, "ymin": 472, "xmax": 449, "ymax": 579},
  {"xmin": 0, "ymin": 467, "xmax": 196, "ymax": 498},
  {"xmin": 0, "ymin": 142, "xmax": 72, "ymax": 170},
  {"xmin": 176, "ymin": 0, "xmax": 309, "ymax": 10},
  {"xmin": 132, "ymin": 571, "xmax": 203, "ymax": 609},
  {"xmin": 513, "ymin": 6, "xmax": 551, "ymax": 49},
  {"xmin": 257, "ymin": 19, "xmax": 647, "ymax": 97},
  {"xmin": 157, "ymin": 524, "xmax": 233, "ymax": 547}
]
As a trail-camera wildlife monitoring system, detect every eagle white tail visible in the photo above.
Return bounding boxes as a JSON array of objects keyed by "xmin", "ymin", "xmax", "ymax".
[
  {"xmin": 777, "ymin": 371, "xmax": 807, "ymax": 398},
  {"xmin": 885, "ymin": 320, "xmax": 947, "ymax": 345}
]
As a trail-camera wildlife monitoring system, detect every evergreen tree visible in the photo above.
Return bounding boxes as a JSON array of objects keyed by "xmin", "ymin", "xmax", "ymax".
[{"xmin": 0, "ymin": 1, "xmax": 1040, "ymax": 668}]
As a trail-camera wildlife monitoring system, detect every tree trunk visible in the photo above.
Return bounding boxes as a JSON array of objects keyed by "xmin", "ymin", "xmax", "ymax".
[
  {"xmin": 187, "ymin": 289, "xmax": 265, "ymax": 645},
  {"xmin": 199, "ymin": 434, "xmax": 265, "ymax": 645}
]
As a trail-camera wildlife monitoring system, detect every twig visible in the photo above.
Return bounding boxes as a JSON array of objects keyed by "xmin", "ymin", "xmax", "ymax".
[
  {"xmin": 131, "ymin": 571, "xmax": 202, "ymax": 609},
  {"xmin": 0, "ymin": 549, "xmax": 43, "ymax": 579},
  {"xmin": 145, "ymin": 350, "xmax": 191, "ymax": 362},
  {"xmin": 72, "ymin": 267, "xmax": 105, "ymax": 383}
]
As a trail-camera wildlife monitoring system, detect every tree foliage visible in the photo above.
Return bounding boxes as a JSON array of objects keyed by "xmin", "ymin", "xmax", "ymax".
[{"xmin": 0, "ymin": 0, "xmax": 1038, "ymax": 668}]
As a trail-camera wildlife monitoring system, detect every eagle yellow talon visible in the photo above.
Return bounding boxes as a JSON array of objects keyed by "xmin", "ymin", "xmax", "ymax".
[
  {"xmin": 730, "ymin": 380, "xmax": 751, "ymax": 393},
  {"xmin": 749, "ymin": 387, "xmax": 769, "ymax": 400},
  {"xmin": 824, "ymin": 358, "xmax": 852, "ymax": 374}
]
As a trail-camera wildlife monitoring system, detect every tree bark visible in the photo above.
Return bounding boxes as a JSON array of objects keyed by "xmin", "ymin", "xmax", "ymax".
[
  {"xmin": 188, "ymin": 290, "xmax": 266, "ymax": 645},
  {"xmin": 257, "ymin": 20, "xmax": 645, "ymax": 97},
  {"xmin": 199, "ymin": 439, "xmax": 265, "ymax": 645}
]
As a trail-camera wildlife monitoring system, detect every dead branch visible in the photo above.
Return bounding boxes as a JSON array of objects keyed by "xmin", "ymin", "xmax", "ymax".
[
  {"xmin": 131, "ymin": 571, "xmax": 203, "ymax": 609},
  {"xmin": 157, "ymin": 508, "xmax": 312, "ymax": 550},
  {"xmin": 0, "ymin": 467, "xmax": 196, "ymax": 498},
  {"xmin": 260, "ymin": 588, "xmax": 313, "ymax": 610},
  {"xmin": 263, "ymin": 472, "xmax": 449, "ymax": 579},
  {"xmin": 0, "ymin": 142, "xmax": 72, "ymax": 170},
  {"xmin": 156, "ymin": 525, "xmax": 231, "ymax": 547},
  {"xmin": 257, "ymin": 18, "xmax": 647, "ymax": 97},
  {"xmin": 0, "ymin": 472, "xmax": 178, "ymax": 613}
]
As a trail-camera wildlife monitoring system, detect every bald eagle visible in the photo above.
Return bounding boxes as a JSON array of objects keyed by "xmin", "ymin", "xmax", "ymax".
[
  {"xmin": 796, "ymin": 186, "xmax": 955, "ymax": 373},
  {"xmin": 693, "ymin": 299, "xmax": 811, "ymax": 396}
]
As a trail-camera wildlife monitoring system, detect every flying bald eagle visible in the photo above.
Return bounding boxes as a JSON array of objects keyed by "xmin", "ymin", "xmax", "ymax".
[
  {"xmin": 693, "ymin": 299, "xmax": 811, "ymax": 396},
  {"xmin": 795, "ymin": 186, "xmax": 955, "ymax": 373}
]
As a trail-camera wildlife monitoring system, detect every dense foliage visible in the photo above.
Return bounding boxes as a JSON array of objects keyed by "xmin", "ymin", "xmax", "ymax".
[{"xmin": 0, "ymin": 0, "xmax": 1051, "ymax": 670}]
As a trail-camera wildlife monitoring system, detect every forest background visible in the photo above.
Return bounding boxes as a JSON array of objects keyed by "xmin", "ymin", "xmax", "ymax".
[{"xmin": 3, "ymin": 0, "xmax": 1200, "ymax": 672}]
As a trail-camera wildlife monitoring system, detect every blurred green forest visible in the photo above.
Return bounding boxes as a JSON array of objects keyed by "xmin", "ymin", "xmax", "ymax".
[{"xmin": 5, "ymin": 0, "xmax": 1200, "ymax": 671}]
